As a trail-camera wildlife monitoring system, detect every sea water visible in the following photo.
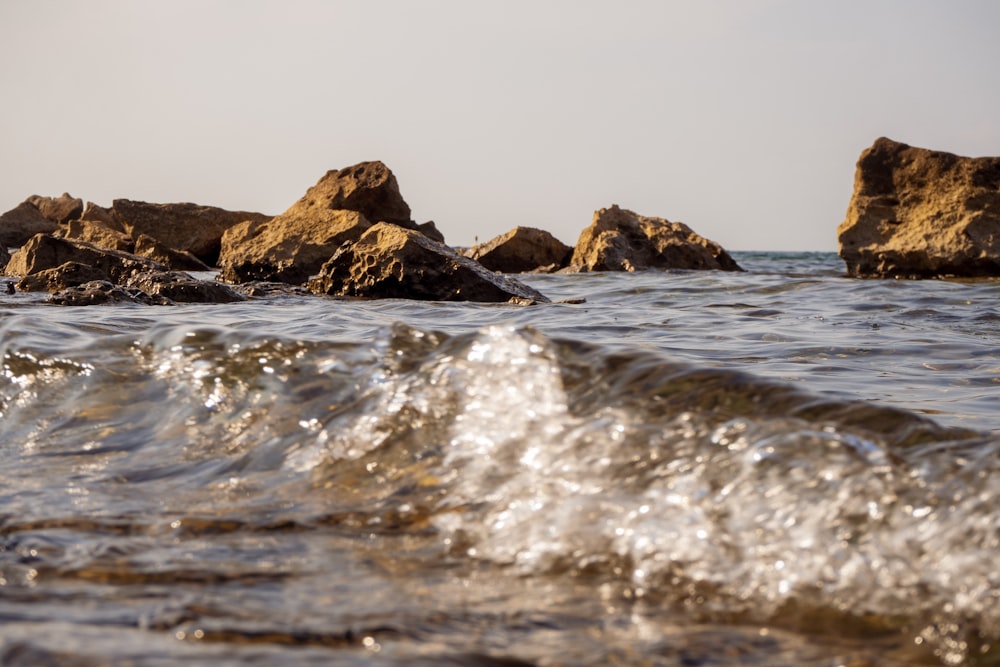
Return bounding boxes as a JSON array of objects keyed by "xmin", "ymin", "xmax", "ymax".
[{"xmin": 0, "ymin": 252, "xmax": 997, "ymax": 665}]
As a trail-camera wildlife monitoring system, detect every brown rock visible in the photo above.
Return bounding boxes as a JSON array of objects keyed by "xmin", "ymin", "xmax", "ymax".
[
  {"xmin": 47, "ymin": 280, "xmax": 170, "ymax": 306},
  {"xmin": 133, "ymin": 234, "xmax": 210, "ymax": 271},
  {"xmin": 26, "ymin": 193, "xmax": 83, "ymax": 224},
  {"xmin": 0, "ymin": 201, "xmax": 60, "ymax": 248},
  {"xmin": 296, "ymin": 161, "xmax": 411, "ymax": 226},
  {"xmin": 0, "ymin": 245, "xmax": 9, "ymax": 268},
  {"xmin": 309, "ymin": 222, "xmax": 550, "ymax": 303},
  {"xmin": 569, "ymin": 205, "xmax": 742, "ymax": 272},
  {"xmin": 110, "ymin": 199, "xmax": 271, "ymax": 266},
  {"xmin": 55, "ymin": 219, "xmax": 134, "ymax": 252},
  {"xmin": 838, "ymin": 137, "xmax": 1000, "ymax": 278},
  {"xmin": 80, "ymin": 202, "xmax": 126, "ymax": 231},
  {"xmin": 218, "ymin": 209, "xmax": 372, "ymax": 284},
  {"xmin": 5, "ymin": 233, "xmax": 163, "ymax": 284},
  {"xmin": 126, "ymin": 270, "xmax": 243, "ymax": 303},
  {"xmin": 417, "ymin": 220, "xmax": 445, "ymax": 243},
  {"xmin": 463, "ymin": 226, "xmax": 573, "ymax": 273},
  {"xmin": 16, "ymin": 261, "xmax": 111, "ymax": 292}
]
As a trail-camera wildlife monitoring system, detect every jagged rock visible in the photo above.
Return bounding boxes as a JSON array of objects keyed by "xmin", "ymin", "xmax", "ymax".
[
  {"xmin": 110, "ymin": 199, "xmax": 271, "ymax": 266},
  {"xmin": 308, "ymin": 222, "xmax": 550, "ymax": 303},
  {"xmin": 0, "ymin": 201, "xmax": 60, "ymax": 248},
  {"xmin": 463, "ymin": 226, "xmax": 573, "ymax": 273},
  {"xmin": 26, "ymin": 193, "xmax": 83, "ymax": 224},
  {"xmin": 80, "ymin": 202, "xmax": 126, "ymax": 231},
  {"xmin": 16, "ymin": 261, "xmax": 111, "ymax": 292},
  {"xmin": 47, "ymin": 280, "xmax": 170, "ymax": 306},
  {"xmin": 218, "ymin": 209, "xmax": 372, "ymax": 284},
  {"xmin": 5, "ymin": 233, "xmax": 163, "ymax": 284},
  {"xmin": 838, "ymin": 137, "xmax": 1000, "ymax": 278},
  {"xmin": 298, "ymin": 161, "xmax": 412, "ymax": 226},
  {"xmin": 133, "ymin": 234, "xmax": 210, "ymax": 271},
  {"xmin": 55, "ymin": 219, "xmax": 134, "ymax": 252},
  {"xmin": 126, "ymin": 270, "xmax": 243, "ymax": 303},
  {"xmin": 568, "ymin": 205, "xmax": 742, "ymax": 272}
]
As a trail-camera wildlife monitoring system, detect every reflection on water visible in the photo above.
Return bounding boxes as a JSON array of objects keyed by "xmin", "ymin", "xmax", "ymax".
[{"xmin": 0, "ymin": 253, "xmax": 998, "ymax": 665}]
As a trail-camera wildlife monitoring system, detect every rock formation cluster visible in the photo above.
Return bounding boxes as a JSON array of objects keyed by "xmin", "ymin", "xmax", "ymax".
[{"xmin": 1, "ymin": 160, "xmax": 744, "ymax": 305}]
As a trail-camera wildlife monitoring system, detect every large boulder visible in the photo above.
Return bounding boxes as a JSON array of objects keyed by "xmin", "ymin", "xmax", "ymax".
[
  {"xmin": 308, "ymin": 222, "xmax": 550, "ymax": 303},
  {"xmin": 0, "ymin": 201, "xmax": 60, "ymax": 248},
  {"xmin": 296, "ymin": 161, "xmax": 412, "ymax": 226},
  {"xmin": 218, "ymin": 209, "xmax": 372, "ymax": 284},
  {"xmin": 5, "ymin": 234, "xmax": 163, "ymax": 284},
  {"xmin": 55, "ymin": 219, "xmax": 134, "ymax": 252},
  {"xmin": 462, "ymin": 226, "xmax": 573, "ymax": 273},
  {"xmin": 838, "ymin": 137, "xmax": 1000, "ymax": 278},
  {"xmin": 110, "ymin": 199, "xmax": 272, "ymax": 266},
  {"xmin": 26, "ymin": 193, "xmax": 84, "ymax": 224},
  {"xmin": 569, "ymin": 205, "xmax": 742, "ymax": 272}
]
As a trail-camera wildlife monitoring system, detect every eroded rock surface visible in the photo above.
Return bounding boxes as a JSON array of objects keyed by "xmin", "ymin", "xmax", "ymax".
[
  {"xmin": 838, "ymin": 137, "xmax": 1000, "ymax": 278},
  {"xmin": 309, "ymin": 222, "xmax": 549, "ymax": 303},
  {"xmin": 569, "ymin": 205, "xmax": 742, "ymax": 272}
]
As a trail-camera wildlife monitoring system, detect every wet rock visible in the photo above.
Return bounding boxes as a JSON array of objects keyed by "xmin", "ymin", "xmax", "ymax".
[
  {"xmin": 463, "ymin": 226, "xmax": 573, "ymax": 273},
  {"xmin": 126, "ymin": 270, "xmax": 244, "ymax": 303},
  {"xmin": 232, "ymin": 281, "xmax": 314, "ymax": 298},
  {"xmin": 838, "ymin": 137, "xmax": 1000, "ymax": 278},
  {"xmin": 568, "ymin": 205, "xmax": 742, "ymax": 272},
  {"xmin": 218, "ymin": 209, "xmax": 372, "ymax": 284},
  {"xmin": 309, "ymin": 222, "xmax": 550, "ymax": 303},
  {"xmin": 133, "ymin": 234, "xmax": 211, "ymax": 271},
  {"xmin": 5, "ymin": 233, "xmax": 163, "ymax": 284},
  {"xmin": 0, "ymin": 201, "xmax": 60, "ymax": 248},
  {"xmin": 16, "ymin": 261, "xmax": 111, "ymax": 292},
  {"xmin": 47, "ymin": 280, "xmax": 169, "ymax": 306},
  {"xmin": 26, "ymin": 193, "xmax": 84, "ymax": 224},
  {"xmin": 110, "ymin": 199, "xmax": 272, "ymax": 266}
]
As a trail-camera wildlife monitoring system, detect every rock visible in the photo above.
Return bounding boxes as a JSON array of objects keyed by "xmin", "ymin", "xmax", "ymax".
[
  {"xmin": 309, "ymin": 222, "xmax": 550, "ymax": 303},
  {"xmin": 568, "ymin": 205, "xmax": 743, "ymax": 272},
  {"xmin": 838, "ymin": 137, "xmax": 1000, "ymax": 278},
  {"xmin": 47, "ymin": 280, "xmax": 169, "ymax": 306},
  {"xmin": 16, "ymin": 261, "xmax": 111, "ymax": 292},
  {"xmin": 0, "ymin": 245, "xmax": 9, "ymax": 268},
  {"xmin": 133, "ymin": 234, "xmax": 211, "ymax": 271},
  {"xmin": 297, "ymin": 161, "xmax": 412, "ymax": 226},
  {"xmin": 80, "ymin": 202, "xmax": 126, "ymax": 231},
  {"xmin": 0, "ymin": 201, "xmax": 60, "ymax": 248},
  {"xmin": 126, "ymin": 270, "xmax": 244, "ymax": 303},
  {"xmin": 417, "ymin": 220, "xmax": 445, "ymax": 243},
  {"xmin": 26, "ymin": 193, "xmax": 84, "ymax": 224},
  {"xmin": 218, "ymin": 209, "xmax": 372, "ymax": 284},
  {"xmin": 55, "ymin": 219, "xmax": 135, "ymax": 252},
  {"xmin": 5, "ymin": 233, "xmax": 163, "ymax": 284},
  {"xmin": 463, "ymin": 226, "xmax": 573, "ymax": 273},
  {"xmin": 110, "ymin": 199, "xmax": 271, "ymax": 266}
]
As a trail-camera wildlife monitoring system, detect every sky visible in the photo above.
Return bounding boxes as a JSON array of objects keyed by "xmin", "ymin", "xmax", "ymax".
[{"xmin": 2, "ymin": 1, "xmax": 999, "ymax": 252}]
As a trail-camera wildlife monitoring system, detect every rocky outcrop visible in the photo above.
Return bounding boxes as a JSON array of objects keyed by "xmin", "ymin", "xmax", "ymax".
[
  {"xmin": 0, "ymin": 201, "xmax": 60, "ymax": 248},
  {"xmin": 110, "ymin": 199, "xmax": 271, "ymax": 266},
  {"xmin": 218, "ymin": 209, "xmax": 372, "ymax": 284},
  {"xmin": 463, "ymin": 226, "xmax": 573, "ymax": 273},
  {"xmin": 26, "ymin": 193, "xmax": 84, "ymax": 224},
  {"xmin": 309, "ymin": 222, "xmax": 550, "ymax": 303},
  {"xmin": 217, "ymin": 161, "xmax": 435, "ymax": 285},
  {"xmin": 6, "ymin": 234, "xmax": 163, "ymax": 284},
  {"xmin": 569, "ymin": 205, "xmax": 742, "ymax": 272},
  {"xmin": 838, "ymin": 137, "xmax": 1000, "ymax": 278},
  {"xmin": 80, "ymin": 202, "xmax": 126, "ymax": 230},
  {"xmin": 55, "ymin": 219, "xmax": 134, "ymax": 252}
]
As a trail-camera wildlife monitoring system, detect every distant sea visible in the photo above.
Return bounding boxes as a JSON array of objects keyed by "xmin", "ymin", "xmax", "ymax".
[{"xmin": 1, "ymin": 251, "xmax": 997, "ymax": 665}]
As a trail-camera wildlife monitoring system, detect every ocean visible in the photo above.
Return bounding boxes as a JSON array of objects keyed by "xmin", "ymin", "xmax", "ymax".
[{"xmin": 0, "ymin": 251, "xmax": 997, "ymax": 666}]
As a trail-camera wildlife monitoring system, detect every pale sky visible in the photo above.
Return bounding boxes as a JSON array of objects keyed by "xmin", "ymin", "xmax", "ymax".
[{"xmin": 2, "ymin": 1, "xmax": 999, "ymax": 251}]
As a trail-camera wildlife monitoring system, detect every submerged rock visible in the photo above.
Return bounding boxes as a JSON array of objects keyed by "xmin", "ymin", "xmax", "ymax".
[
  {"xmin": 463, "ymin": 226, "xmax": 573, "ymax": 273},
  {"xmin": 569, "ymin": 205, "xmax": 742, "ymax": 272},
  {"xmin": 127, "ymin": 270, "xmax": 244, "ymax": 303},
  {"xmin": 110, "ymin": 199, "xmax": 272, "ymax": 266},
  {"xmin": 309, "ymin": 222, "xmax": 550, "ymax": 303},
  {"xmin": 838, "ymin": 137, "xmax": 1000, "ymax": 278}
]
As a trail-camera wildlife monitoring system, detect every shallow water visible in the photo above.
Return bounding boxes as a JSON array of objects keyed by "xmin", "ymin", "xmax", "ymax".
[{"xmin": 0, "ymin": 252, "xmax": 998, "ymax": 665}]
